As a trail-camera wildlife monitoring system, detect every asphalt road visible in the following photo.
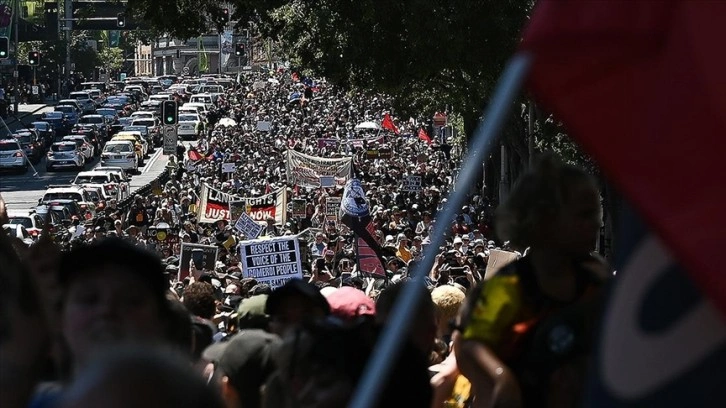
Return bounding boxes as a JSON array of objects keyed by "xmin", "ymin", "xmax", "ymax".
[{"xmin": 1, "ymin": 140, "xmax": 173, "ymax": 211}]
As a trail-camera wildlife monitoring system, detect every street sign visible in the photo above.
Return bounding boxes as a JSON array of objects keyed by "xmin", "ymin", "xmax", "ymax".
[
  {"xmin": 163, "ymin": 125, "xmax": 178, "ymax": 155},
  {"xmin": 182, "ymin": 67, "xmax": 189, "ymax": 75},
  {"xmin": 31, "ymin": 86, "xmax": 39, "ymax": 95},
  {"xmin": 120, "ymin": 73, "xmax": 127, "ymax": 81}
]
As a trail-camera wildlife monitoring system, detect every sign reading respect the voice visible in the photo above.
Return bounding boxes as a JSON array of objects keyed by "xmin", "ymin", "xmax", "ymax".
[{"xmin": 240, "ymin": 236, "xmax": 303, "ymax": 288}]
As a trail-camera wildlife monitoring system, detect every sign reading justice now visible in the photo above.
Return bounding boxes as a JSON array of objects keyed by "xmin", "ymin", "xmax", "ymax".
[{"xmin": 240, "ymin": 236, "xmax": 303, "ymax": 288}]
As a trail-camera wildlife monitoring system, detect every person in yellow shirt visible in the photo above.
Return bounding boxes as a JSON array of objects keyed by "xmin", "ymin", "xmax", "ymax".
[{"xmin": 395, "ymin": 233, "xmax": 412, "ymax": 263}]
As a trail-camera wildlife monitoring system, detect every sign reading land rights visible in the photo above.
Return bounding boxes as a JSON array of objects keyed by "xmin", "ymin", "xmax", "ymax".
[{"xmin": 240, "ymin": 236, "xmax": 303, "ymax": 288}]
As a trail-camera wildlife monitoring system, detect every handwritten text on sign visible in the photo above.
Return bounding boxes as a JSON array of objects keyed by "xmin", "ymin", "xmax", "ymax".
[{"xmin": 241, "ymin": 236, "xmax": 303, "ymax": 288}]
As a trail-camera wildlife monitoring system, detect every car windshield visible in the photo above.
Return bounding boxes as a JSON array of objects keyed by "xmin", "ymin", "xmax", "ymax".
[
  {"xmin": 33, "ymin": 123, "xmax": 49, "ymax": 130},
  {"xmin": 15, "ymin": 135, "xmax": 31, "ymax": 144},
  {"xmin": 126, "ymin": 126, "xmax": 147, "ymax": 134},
  {"xmin": 52, "ymin": 144, "xmax": 76, "ymax": 152},
  {"xmin": 133, "ymin": 120, "xmax": 154, "ymax": 126},
  {"xmin": 98, "ymin": 109, "xmax": 115, "ymax": 115},
  {"xmin": 8, "ymin": 217, "xmax": 33, "ymax": 229},
  {"xmin": 64, "ymin": 138, "xmax": 84, "ymax": 147},
  {"xmin": 80, "ymin": 117, "xmax": 103, "ymax": 124},
  {"xmin": 56, "ymin": 106, "xmax": 74, "ymax": 113},
  {"xmin": 84, "ymin": 190, "xmax": 100, "ymax": 201},
  {"xmin": 0, "ymin": 141, "xmax": 19, "ymax": 151},
  {"xmin": 44, "ymin": 113, "xmax": 62, "ymax": 119},
  {"xmin": 75, "ymin": 175, "xmax": 109, "ymax": 184},
  {"xmin": 104, "ymin": 144, "xmax": 132, "ymax": 153},
  {"xmin": 179, "ymin": 115, "xmax": 197, "ymax": 122},
  {"xmin": 44, "ymin": 193, "xmax": 82, "ymax": 201}
]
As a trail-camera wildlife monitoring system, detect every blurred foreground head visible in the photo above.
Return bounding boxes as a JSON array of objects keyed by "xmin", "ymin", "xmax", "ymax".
[
  {"xmin": 60, "ymin": 346, "xmax": 223, "ymax": 408},
  {"xmin": 58, "ymin": 238, "xmax": 172, "ymax": 372}
]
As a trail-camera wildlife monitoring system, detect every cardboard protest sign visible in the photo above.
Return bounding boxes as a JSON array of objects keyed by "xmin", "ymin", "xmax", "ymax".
[
  {"xmin": 179, "ymin": 243, "xmax": 219, "ymax": 280},
  {"xmin": 401, "ymin": 175, "xmax": 422, "ymax": 192},
  {"xmin": 197, "ymin": 183, "xmax": 235, "ymax": 223},
  {"xmin": 484, "ymin": 249, "xmax": 520, "ymax": 280},
  {"xmin": 320, "ymin": 176, "xmax": 336, "ymax": 188},
  {"xmin": 240, "ymin": 236, "xmax": 303, "ymax": 288},
  {"xmin": 256, "ymin": 121, "xmax": 272, "ymax": 132},
  {"xmin": 325, "ymin": 196, "xmax": 341, "ymax": 222},
  {"xmin": 291, "ymin": 199, "xmax": 307, "ymax": 218},
  {"xmin": 221, "ymin": 162, "xmax": 237, "ymax": 173},
  {"xmin": 147, "ymin": 225, "xmax": 179, "ymax": 244},
  {"xmin": 235, "ymin": 212, "xmax": 263, "ymax": 239}
]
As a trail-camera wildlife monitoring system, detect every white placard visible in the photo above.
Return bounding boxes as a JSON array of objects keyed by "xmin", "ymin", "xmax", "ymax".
[
  {"xmin": 32, "ymin": 86, "xmax": 39, "ymax": 95},
  {"xmin": 240, "ymin": 236, "xmax": 303, "ymax": 288},
  {"xmin": 221, "ymin": 162, "xmax": 236, "ymax": 173},
  {"xmin": 256, "ymin": 121, "xmax": 271, "ymax": 132},
  {"xmin": 235, "ymin": 212, "xmax": 263, "ymax": 239},
  {"xmin": 319, "ymin": 176, "xmax": 335, "ymax": 188},
  {"xmin": 401, "ymin": 175, "xmax": 422, "ymax": 192}
]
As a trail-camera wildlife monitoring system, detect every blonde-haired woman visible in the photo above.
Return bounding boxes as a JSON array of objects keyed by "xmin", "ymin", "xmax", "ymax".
[{"xmin": 454, "ymin": 155, "xmax": 610, "ymax": 408}]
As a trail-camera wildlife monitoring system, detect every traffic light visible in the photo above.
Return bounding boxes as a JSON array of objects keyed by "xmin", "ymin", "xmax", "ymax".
[
  {"xmin": 116, "ymin": 13, "xmax": 126, "ymax": 28},
  {"xmin": 235, "ymin": 43, "xmax": 245, "ymax": 57},
  {"xmin": 0, "ymin": 37, "xmax": 8, "ymax": 59},
  {"xmin": 161, "ymin": 100, "xmax": 178, "ymax": 125},
  {"xmin": 28, "ymin": 51, "xmax": 40, "ymax": 66},
  {"xmin": 222, "ymin": 8, "xmax": 229, "ymax": 21}
]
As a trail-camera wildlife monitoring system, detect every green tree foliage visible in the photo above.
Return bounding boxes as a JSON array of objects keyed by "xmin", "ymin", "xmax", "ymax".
[{"xmin": 97, "ymin": 46, "xmax": 124, "ymax": 72}]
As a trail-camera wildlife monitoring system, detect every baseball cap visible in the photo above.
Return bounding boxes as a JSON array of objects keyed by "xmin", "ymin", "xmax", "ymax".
[
  {"xmin": 236, "ymin": 294, "xmax": 270, "ymax": 330},
  {"xmin": 264, "ymin": 279, "xmax": 330, "ymax": 316},
  {"xmin": 325, "ymin": 287, "xmax": 375, "ymax": 322},
  {"xmin": 202, "ymin": 330, "xmax": 281, "ymax": 407}
]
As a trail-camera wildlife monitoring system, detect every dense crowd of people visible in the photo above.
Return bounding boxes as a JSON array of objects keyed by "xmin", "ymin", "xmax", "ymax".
[{"xmin": 0, "ymin": 68, "xmax": 610, "ymax": 408}]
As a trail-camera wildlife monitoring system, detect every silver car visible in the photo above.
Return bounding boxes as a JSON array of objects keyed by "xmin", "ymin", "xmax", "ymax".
[
  {"xmin": 46, "ymin": 141, "xmax": 85, "ymax": 171},
  {"xmin": 0, "ymin": 138, "xmax": 28, "ymax": 172},
  {"xmin": 100, "ymin": 140, "xmax": 138, "ymax": 173}
]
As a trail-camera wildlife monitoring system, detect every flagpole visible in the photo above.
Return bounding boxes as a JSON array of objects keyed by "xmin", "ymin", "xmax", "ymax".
[{"xmin": 348, "ymin": 52, "xmax": 532, "ymax": 408}]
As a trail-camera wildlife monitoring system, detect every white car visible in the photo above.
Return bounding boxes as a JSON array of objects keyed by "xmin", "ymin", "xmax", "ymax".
[
  {"xmin": 130, "ymin": 111, "xmax": 157, "ymax": 120},
  {"xmin": 62, "ymin": 135, "xmax": 95, "ymax": 159},
  {"xmin": 177, "ymin": 113, "xmax": 203, "ymax": 140},
  {"xmin": 7, "ymin": 210, "xmax": 44, "ymax": 238},
  {"xmin": 100, "ymin": 140, "xmax": 139, "ymax": 173},
  {"xmin": 92, "ymin": 167, "xmax": 132, "ymax": 199},
  {"xmin": 2, "ymin": 224, "xmax": 34, "ymax": 246},
  {"xmin": 46, "ymin": 141, "xmax": 85, "ymax": 171},
  {"xmin": 73, "ymin": 170, "xmax": 128, "ymax": 201},
  {"xmin": 0, "ymin": 138, "xmax": 29, "ymax": 173}
]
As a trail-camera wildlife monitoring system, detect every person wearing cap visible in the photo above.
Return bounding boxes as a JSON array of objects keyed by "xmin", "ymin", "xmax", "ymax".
[
  {"xmin": 262, "ymin": 216, "xmax": 280, "ymax": 237},
  {"xmin": 460, "ymin": 234, "xmax": 471, "ymax": 255},
  {"xmin": 204, "ymin": 330, "xmax": 282, "ymax": 408},
  {"xmin": 264, "ymin": 279, "xmax": 330, "ymax": 337},
  {"xmin": 58, "ymin": 238, "xmax": 175, "ymax": 377}
]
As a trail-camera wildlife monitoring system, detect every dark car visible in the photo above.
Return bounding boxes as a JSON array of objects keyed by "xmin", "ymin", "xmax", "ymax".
[
  {"xmin": 40, "ymin": 111, "xmax": 71, "ymax": 136},
  {"xmin": 31, "ymin": 121, "xmax": 56, "ymax": 147},
  {"xmin": 14, "ymin": 131, "xmax": 43, "ymax": 163},
  {"xmin": 69, "ymin": 126, "xmax": 101, "ymax": 153}
]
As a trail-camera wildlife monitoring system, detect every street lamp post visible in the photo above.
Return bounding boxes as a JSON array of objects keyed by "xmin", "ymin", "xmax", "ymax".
[{"xmin": 12, "ymin": 0, "xmax": 19, "ymax": 114}]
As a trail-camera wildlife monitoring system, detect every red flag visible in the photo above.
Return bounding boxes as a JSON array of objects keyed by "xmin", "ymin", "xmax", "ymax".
[
  {"xmin": 522, "ymin": 3, "xmax": 726, "ymax": 406},
  {"xmin": 293, "ymin": 184, "xmax": 300, "ymax": 196},
  {"xmin": 188, "ymin": 150, "xmax": 202, "ymax": 161},
  {"xmin": 382, "ymin": 113, "xmax": 400, "ymax": 134},
  {"xmin": 291, "ymin": 72, "xmax": 299, "ymax": 82},
  {"xmin": 522, "ymin": 1, "xmax": 726, "ymax": 314},
  {"xmin": 265, "ymin": 182, "xmax": 272, "ymax": 194},
  {"xmin": 417, "ymin": 128, "xmax": 432, "ymax": 145}
]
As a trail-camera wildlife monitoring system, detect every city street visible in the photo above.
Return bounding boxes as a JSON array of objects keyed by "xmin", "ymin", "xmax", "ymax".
[{"xmin": 0, "ymin": 144, "xmax": 171, "ymax": 210}]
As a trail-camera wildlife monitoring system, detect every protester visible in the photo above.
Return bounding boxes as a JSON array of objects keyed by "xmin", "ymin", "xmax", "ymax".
[{"xmin": 454, "ymin": 156, "xmax": 610, "ymax": 408}]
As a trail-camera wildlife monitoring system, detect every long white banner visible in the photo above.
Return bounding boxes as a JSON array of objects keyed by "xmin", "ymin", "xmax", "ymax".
[{"xmin": 286, "ymin": 150, "xmax": 352, "ymax": 188}]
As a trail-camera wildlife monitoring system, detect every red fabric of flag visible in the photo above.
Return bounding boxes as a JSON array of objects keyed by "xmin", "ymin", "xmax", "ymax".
[
  {"xmin": 521, "ymin": 1, "xmax": 726, "ymax": 314},
  {"xmin": 418, "ymin": 128, "xmax": 432, "ymax": 145},
  {"xmin": 382, "ymin": 113, "xmax": 400, "ymax": 134},
  {"xmin": 188, "ymin": 150, "xmax": 202, "ymax": 161},
  {"xmin": 265, "ymin": 182, "xmax": 272, "ymax": 194}
]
